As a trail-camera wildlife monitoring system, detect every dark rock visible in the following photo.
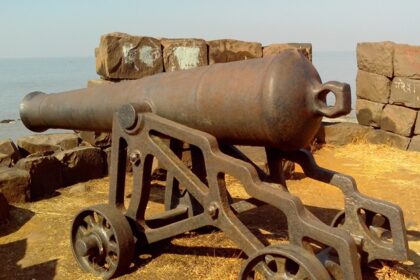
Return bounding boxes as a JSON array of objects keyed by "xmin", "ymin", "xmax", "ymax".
[
  {"xmin": 15, "ymin": 155, "xmax": 63, "ymax": 200},
  {"xmin": 161, "ymin": 38, "xmax": 208, "ymax": 72},
  {"xmin": 408, "ymin": 135, "xmax": 420, "ymax": 152},
  {"xmin": 0, "ymin": 119, "xmax": 14, "ymax": 124},
  {"xmin": 104, "ymin": 147, "xmax": 132, "ymax": 174},
  {"xmin": 380, "ymin": 105, "xmax": 417, "ymax": 137},
  {"xmin": 54, "ymin": 147, "xmax": 106, "ymax": 186},
  {"xmin": 393, "ymin": 44, "xmax": 420, "ymax": 79},
  {"xmin": 356, "ymin": 99, "xmax": 385, "ymax": 128},
  {"xmin": 17, "ymin": 133, "xmax": 80, "ymax": 156},
  {"xmin": 263, "ymin": 43, "xmax": 312, "ymax": 61},
  {"xmin": 316, "ymin": 122, "xmax": 371, "ymax": 145},
  {"xmin": 365, "ymin": 129, "xmax": 411, "ymax": 150},
  {"xmin": 0, "ymin": 192, "xmax": 9, "ymax": 224},
  {"xmin": 356, "ymin": 41, "xmax": 394, "ymax": 77},
  {"xmin": 415, "ymin": 112, "xmax": 420, "ymax": 135},
  {"xmin": 0, "ymin": 167, "xmax": 30, "ymax": 203},
  {"xmin": 356, "ymin": 70, "xmax": 391, "ymax": 103},
  {"xmin": 96, "ymin": 32, "xmax": 163, "ymax": 79},
  {"xmin": 0, "ymin": 139, "xmax": 20, "ymax": 167},
  {"xmin": 208, "ymin": 39, "xmax": 262, "ymax": 64},
  {"xmin": 77, "ymin": 131, "xmax": 112, "ymax": 148},
  {"xmin": 389, "ymin": 77, "xmax": 420, "ymax": 109}
]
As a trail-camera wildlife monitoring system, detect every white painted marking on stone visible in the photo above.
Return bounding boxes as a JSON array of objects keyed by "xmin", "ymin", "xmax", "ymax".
[
  {"xmin": 139, "ymin": 46, "xmax": 160, "ymax": 67},
  {"xmin": 122, "ymin": 43, "xmax": 136, "ymax": 65},
  {"xmin": 173, "ymin": 46, "xmax": 200, "ymax": 70}
]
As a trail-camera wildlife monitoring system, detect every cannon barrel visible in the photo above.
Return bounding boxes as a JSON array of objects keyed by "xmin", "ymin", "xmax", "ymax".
[{"xmin": 20, "ymin": 50, "xmax": 351, "ymax": 150}]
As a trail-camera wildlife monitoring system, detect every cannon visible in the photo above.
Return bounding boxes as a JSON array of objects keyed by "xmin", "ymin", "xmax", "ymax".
[{"xmin": 20, "ymin": 50, "xmax": 408, "ymax": 279}]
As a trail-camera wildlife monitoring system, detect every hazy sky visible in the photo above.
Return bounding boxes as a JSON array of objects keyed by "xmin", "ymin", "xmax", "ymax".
[{"xmin": 1, "ymin": 0, "xmax": 419, "ymax": 58}]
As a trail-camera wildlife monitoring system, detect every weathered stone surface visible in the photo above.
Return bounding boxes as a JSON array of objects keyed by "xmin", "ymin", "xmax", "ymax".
[
  {"xmin": 408, "ymin": 135, "xmax": 420, "ymax": 152},
  {"xmin": 103, "ymin": 147, "xmax": 132, "ymax": 174},
  {"xmin": 389, "ymin": 77, "xmax": 420, "ymax": 109},
  {"xmin": 316, "ymin": 122, "xmax": 371, "ymax": 145},
  {"xmin": 0, "ymin": 139, "xmax": 20, "ymax": 167},
  {"xmin": 357, "ymin": 42, "xmax": 394, "ymax": 77},
  {"xmin": 96, "ymin": 32, "xmax": 163, "ymax": 80},
  {"xmin": 394, "ymin": 44, "xmax": 420, "ymax": 79},
  {"xmin": 0, "ymin": 192, "xmax": 9, "ymax": 223},
  {"xmin": 0, "ymin": 167, "xmax": 30, "ymax": 203},
  {"xmin": 16, "ymin": 155, "xmax": 63, "ymax": 200},
  {"xmin": 365, "ymin": 129, "xmax": 411, "ymax": 150},
  {"xmin": 415, "ymin": 112, "xmax": 420, "ymax": 135},
  {"xmin": 77, "ymin": 131, "xmax": 112, "ymax": 148},
  {"xmin": 208, "ymin": 39, "xmax": 262, "ymax": 64},
  {"xmin": 356, "ymin": 99, "xmax": 385, "ymax": 128},
  {"xmin": 17, "ymin": 134, "xmax": 80, "ymax": 156},
  {"xmin": 380, "ymin": 105, "xmax": 417, "ymax": 137},
  {"xmin": 87, "ymin": 79, "xmax": 119, "ymax": 88},
  {"xmin": 356, "ymin": 70, "xmax": 391, "ymax": 103},
  {"xmin": 161, "ymin": 38, "xmax": 208, "ymax": 72},
  {"xmin": 263, "ymin": 43, "xmax": 312, "ymax": 61},
  {"xmin": 54, "ymin": 147, "xmax": 106, "ymax": 186}
]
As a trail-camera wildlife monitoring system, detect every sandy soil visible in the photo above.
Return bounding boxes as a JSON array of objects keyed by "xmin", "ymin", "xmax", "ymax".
[{"xmin": 0, "ymin": 143, "xmax": 419, "ymax": 280}]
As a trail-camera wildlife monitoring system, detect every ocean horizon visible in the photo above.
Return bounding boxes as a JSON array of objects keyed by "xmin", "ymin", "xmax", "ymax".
[{"xmin": 0, "ymin": 51, "xmax": 357, "ymax": 140}]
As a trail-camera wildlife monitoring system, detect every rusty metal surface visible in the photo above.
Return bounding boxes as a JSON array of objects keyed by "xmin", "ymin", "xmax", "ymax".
[
  {"xmin": 20, "ymin": 52, "xmax": 408, "ymax": 279},
  {"xmin": 20, "ymin": 51, "xmax": 350, "ymax": 151}
]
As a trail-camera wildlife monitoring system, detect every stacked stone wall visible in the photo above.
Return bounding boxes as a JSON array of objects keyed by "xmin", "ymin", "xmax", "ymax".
[{"xmin": 356, "ymin": 42, "xmax": 420, "ymax": 151}]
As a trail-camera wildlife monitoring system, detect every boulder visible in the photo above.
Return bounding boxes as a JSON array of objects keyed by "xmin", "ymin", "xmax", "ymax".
[
  {"xmin": 263, "ymin": 43, "xmax": 312, "ymax": 61},
  {"xmin": 356, "ymin": 99, "xmax": 385, "ymax": 128},
  {"xmin": 408, "ymin": 135, "xmax": 420, "ymax": 152},
  {"xmin": 0, "ymin": 192, "xmax": 9, "ymax": 224},
  {"xmin": 380, "ymin": 105, "xmax": 417, "ymax": 137},
  {"xmin": 415, "ymin": 112, "xmax": 420, "ymax": 135},
  {"xmin": 17, "ymin": 134, "xmax": 80, "ymax": 157},
  {"xmin": 54, "ymin": 147, "xmax": 106, "ymax": 186},
  {"xmin": 15, "ymin": 155, "xmax": 63, "ymax": 200},
  {"xmin": 96, "ymin": 32, "xmax": 163, "ymax": 79},
  {"xmin": 161, "ymin": 38, "xmax": 208, "ymax": 72},
  {"xmin": 316, "ymin": 122, "xmax": 371, "ymax": 145},
  {"xmin": 0, "ymin": 139, "xmax": 20, "ymax": 167},
  {"xmin": 0, "ymin": 167, "xmax": 30, "ymax": 203},
  {"xmin": 389, "ymin": 77, "xmax": 420, "ymax": 109},
  {"xmin": 356, "ymin": 70, "xmax": 391, "ymax": 103},
  {"xmin": 77, "ymin": 131, "xmax": 112, "ymax": 148},
  {"xmin": 356, "ymin": 42, "xmax": 394, "ymax": 77},
  {"xmin": 208, "ymin": 39, "xmax": 262, "ymax": 64},
  {"xmin": 365, "ymin": 129, "xmax": 411, "ymax": 150},
  {"xmin": 393, "ymin": 44, "xmax": 420, "ymax": 79}
]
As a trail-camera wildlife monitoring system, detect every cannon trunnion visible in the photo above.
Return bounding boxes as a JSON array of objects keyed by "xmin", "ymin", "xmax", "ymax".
[{"xmin": 20, "ymin": 51, "xmax": 408, "ymax": 279}]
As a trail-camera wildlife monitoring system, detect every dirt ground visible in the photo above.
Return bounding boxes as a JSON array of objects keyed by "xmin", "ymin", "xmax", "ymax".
[{"xmin": 1, "ymin": 143, "xmax": 420, "ymax": 280}]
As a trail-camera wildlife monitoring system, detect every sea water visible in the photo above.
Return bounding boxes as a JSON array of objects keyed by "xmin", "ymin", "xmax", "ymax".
[{"xmin": 0, "ymin": 52, "xmax": 357, "ymax": 140}]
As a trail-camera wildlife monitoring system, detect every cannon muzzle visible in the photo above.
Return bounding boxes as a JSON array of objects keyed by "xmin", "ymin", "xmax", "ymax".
[{"xmin": 20, "ymin": 50, "xmax": 351, "ymax": 150}]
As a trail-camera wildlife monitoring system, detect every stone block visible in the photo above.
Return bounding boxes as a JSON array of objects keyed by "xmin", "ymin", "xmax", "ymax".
[
  {"xmin": 0, "ymin": 167, "xmax": 30, "ymax": 203},
  {"xmin": 356, "ymin": 70, "xmax": 391, "ymax": 103},
  {"xmin": 77, "ymin": 131, "xmax": 112, "ymax": 148},
  {"xmin": 380, "ymin": 105, "xmax": 417, "ymax": 137},
  {"xmin": 16, "ymin": 155, "xmax": 64, "ymax": 200},
  {"xmin": 54, "ymin": 147, "xmax": 106, "ymax": 186},
  {"xmin": 161, "ymin": 38, "xmax": 208, "ymax": 72},
  {"xmin": 87, "ymin": 79, "xmax": 119, "ymax": 88},
  {"xmin": 394, "ymin": 44, "xmax": 420, "ymax": 79},
  {"xmin": 356, "ymin": 99, "xmax": 385, "ymax": 128},
  {"xmin": 415, "ymin": 112, "xmax": 420, "ymax": 135},
  {"xmin": 263, "ymin": 43, "xmax": 312, "ymax": 61},
  {"xmin": 208, "ymin": 39, "xmax": 262, "ymax": 64},
  {"xmin": 389, "ymin": 77, "xmax": 420, "ymax": 109},
  {"xmin": 17, "ymin": 133, "xmax": 80, "ymax": 157},
  {"xmin": 408, "ymin": 135, "xmax": 420, "ymax": 152},
  {"xmin": 96, "ymin": 32, "xmax": 163, "ymax": 79},
  {"xmin": 365, "ymin": 129, "xmax": 411, "ymax": 150},
  {"xmin": 357, "ymin": 41, "xmax": 394, "ymax": 77},
  {"xmin": 316, "ymin": 122, "xmax": 371, "ymax": 145},
  {"xmin": 0, "ymin": 139, "xmax": 20, "ymax": 167},
  {"xmin": 0, "ymin": 192, "xmax": 9, "ymax": 224}
]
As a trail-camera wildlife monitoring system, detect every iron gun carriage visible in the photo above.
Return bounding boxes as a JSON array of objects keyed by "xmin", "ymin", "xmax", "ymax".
[{"xmin": 20, "ymin": 50, "xmax": 408, "ymax": 279}]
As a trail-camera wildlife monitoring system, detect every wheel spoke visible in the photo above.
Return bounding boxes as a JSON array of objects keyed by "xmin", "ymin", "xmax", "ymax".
[
  {"xmin": 84, "ymin": 214, "xmax": 96, "ymax": 228},
  {"xmin": 292, "ymin": 266, "xmax": 311, "ymax": 280},
  {"xmin": 108, "ymin": 241, "xmax": 119, "ymax": 254}
]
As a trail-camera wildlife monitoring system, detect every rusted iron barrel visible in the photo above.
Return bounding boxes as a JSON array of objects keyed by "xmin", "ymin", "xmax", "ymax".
[{"xmin": 20, "ymin": 50, "xmax": 350, "ymax": 150}]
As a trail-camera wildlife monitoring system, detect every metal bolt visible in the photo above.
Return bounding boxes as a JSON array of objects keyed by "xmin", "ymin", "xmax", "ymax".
[
  {"xmin": 129, "ymin": 150, "xmax": 142, "ymax": 165},
  {"xmin": 207, "ymin": 202, "xmax": 219, "ymax": 219}
]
